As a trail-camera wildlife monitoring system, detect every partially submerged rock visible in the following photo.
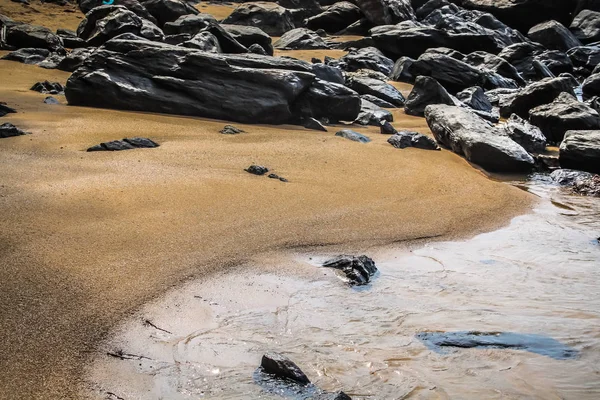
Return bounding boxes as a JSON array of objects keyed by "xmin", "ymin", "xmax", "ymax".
[
  {"xmin": 322, "ymin": 255, "xmax": 377, "ymax": 285},
  {"xmin": 0, "ymin": 122, "xmax": 30, "ymax": 138},
  {"xmin": 559, "ymin": 130, "xmax": 600, "ymax": 174},
  {"xmin": 259, "ymin": 352, "xmax": 310, "ymax": 385},
  {"xmin": 387, "ymin": 131, "xmax": 440, "ymax": 150},
  {"xmin": 87, "ymin": 137, "xmax": 159, "ymax": 151},
  {"xmin": 551, "ymin": 168, "xmax": 600, "ymax": 197},
  {"xmin": 335, "ymin": 129, "xmax": 371, "ymax": 143},
  {"xmin": 499, "ymin": 77, "xmax": 575, "ymax": 119},
  {"xmin": 245, "ymin": 165, "xmax": 269, "ymax": 175}
]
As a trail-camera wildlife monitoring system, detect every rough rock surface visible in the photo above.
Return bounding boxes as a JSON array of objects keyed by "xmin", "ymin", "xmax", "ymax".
[
  {"xmin": 294, "ymin": 79, "xmax": 361, "ymax": 123},
  {"xmin": 222, "ymin": 25, "xmax": 273, "ymax": 56},
  {"xmin": 355, "ymin": 99, "xmax": 392, "ymax": 126},
  {"xmin": 139, "ymin": 0, "xmax": 198, "ymax": 28},
  {"xmin": 305, "ymin": 2, "xmax": 362, "ymax": 33},
  {"xmin": 220, "ymin": 125, "xmax": 245, "ymax": 134},
  {"xmin": 57, "ymin": 47, "xmax": 96, "ymax": 72},
  {"xmin": 502, "ymin": 114, "xmax": 546, "ymax": 153},
  {"xmin": 1, "ymin": 20, "xmax": 64, "ymax": 52},
  {"xmin": 87, "ymin": 137, "xmax": 159, "ymax": 151},
  {"xmin": 425, "ymin": 105, "xmax": 534, "ymax": 172},
  {"xmin": 559, "ymin": 130, "xmax": 600, "ymax": 174},
  {"xmin": 339, "ymin": 47, "xmax": 394, "ymax": 76},
  {"xmin": 583, "ymin": 73, "xmax": 600, "ymax": 99},
  {"xmin": 273, "ymin": 28, "xmax": 329, "ymax": 49},
  {"xmin": 322, "ymin": 255, "xmax": 378, "ymax": 285},
  {"xmin": 529, "ymin": 92, "xmax": 600, "ymax": 144},
  {"xmin": 346, "ymin": 75, "xmax": 405, "ymax": 106},
  {"xmin": 259, "ymin": 352, "xmax": 310, "ymax": 385},
  {"xmin": 456, "ymin": 86, "xmax": 492, "ymax": 112},
  {"xmin": 387, "ymin": 131, "xmax": 440, "ymax": 150},
  {"xmin": 356, "ymin": 0, "xmax": 415, "ymax": 25}
]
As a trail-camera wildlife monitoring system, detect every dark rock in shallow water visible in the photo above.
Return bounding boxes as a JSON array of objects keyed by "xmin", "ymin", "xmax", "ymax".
[
  {"xmin": 417, "ymin": 331, "xmax": 577, "ymax": 359},
  {"xmin": 245, "ymin": 165, "xmax": 269, "ymax": 175},
  {"xmin": 404, "ymin": 76, "xmax": 455, "ymax": 117},
  {"xmin": 499, "ymin": 77, "xmax": 575, "ymax": 119},
  {"xmin": 551, "ymin": 168, "xmax": 600, "ymax": 197},
  {"xmin": 87, "ymin": 137, "xmax": 159, "ymax": 151},
  {"xmin": 559, "ymin": 130, "xmax": 600, "ymax": 174},
  {"xmin": 529, "ymin": 92, "xmax": 600, "ymax": 144},
  {"xmin": 387, "ymin": 131, "xmax": 440, "ymax": 150},
  {"xmin": 223, "ymin": 2, "xmax": 295, "ymax": 36},
  {"xmin": 380, "ymin": 120, "xmax": 397, "ymax": 135},
  {"xmin": 425, "ymin": 105, "xmax": 534, "ymax": 173},
  {"xmin": 30, "ymin": 81, "xmax": 65, "ymax": 95},
  {"xmin": 2, "ymin": 48, "xmax": 50, "ymax": 65},
  {"xmin": 260, "ymin": 352, "xmax": 310, "ymax": 385},
  {"xmin": 274, "ymin": 28, "xmax": 329, "ymax": 50},
  {"xmin": 323, "ymin": 255, "xmax": 377, "ymax": 286},
  {"xmin": 335, "ymin": 129, "xmax": 371, "ymax": 143},
  {"xmin": 502, "ymin": 114, "xmax": 546, "ymax": 154},
  {"xmin": 0, "ymin": 103, "xmax": 17, "ymax": 117},
  {"xmin": 527, "ymin": 20, "xmax": 581, "ymax": 53},
  {"xmin": 534, "ymin": 154, "xmax": 560, "ymax": 171},
  {"xmin": 0, "ymin": 122, "xmax": 30, "ymax": 138},
  {"xmin": 220, "ymin": 125, "xmax": 245, "ymax": 134}
]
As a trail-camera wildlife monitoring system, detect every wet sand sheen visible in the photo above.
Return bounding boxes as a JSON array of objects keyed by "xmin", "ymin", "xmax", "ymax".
[{"xmin": 0, "ymin": 51, "xmax": 532, "ymax": 400}]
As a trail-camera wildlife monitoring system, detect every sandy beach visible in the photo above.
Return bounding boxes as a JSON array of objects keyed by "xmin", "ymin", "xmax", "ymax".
[{"xmin": 0, "ymin": 4, "xmax": 536, "ymax": 399}]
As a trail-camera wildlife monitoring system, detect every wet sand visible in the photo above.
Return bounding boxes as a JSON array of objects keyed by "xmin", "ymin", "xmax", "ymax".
[{"xmin": 0, "ymin": 20, "xmax": 533, "ymax": 400}]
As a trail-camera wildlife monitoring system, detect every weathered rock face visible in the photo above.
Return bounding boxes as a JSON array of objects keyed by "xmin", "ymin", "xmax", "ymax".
[
  {"xmin": 1, "ymin": 48, "xmax": 50, "ymax": 64},
  {"xmin": 499, "ymin": 77, "xmax": 575, "ymax": 118},
  {"xmin": 529, "ymin": 92, "xmax": 600, "ymax": 144},
  {"xmin": 223, "ymin": 2, "xmax": 295, "ymax": 36},
  {"xmin": 388, "ymin": 130, "xmax": 440, "ymax": 150},
  {"xmin": 0, "ymin": 122, "xmax": 30, "ymax": 138},
  {"xmin": 404, "ymin": 75, "xmax": 455, "ymax": 116},
  {"xmin": 498, "ymin": 42, "xmax": 546, "ymax": 81},
  {"xmin": 346, "ymin": 75, "xmax": 405, "ymax": 106},
  {"xmin": 502, "ymin": 113, "xmax": 547, "ymax": 153},
  {"xmin": 583, "ymin": 73, "xmax": 600, "ymax": 99},
  {"xmin": 527, "ymin": 20, "xmax": 581, "ymax": 52},
  {"xmin": 425, "ymin": 105, "xmax": 534, "ymax": 172},
  {"xmin": 570, "ymin": 10, "xmax": 600, "ymax": 45},
  {"xmin": 322, "ymin": 255, "xmax": 378, "ymax": 285},
  {"xmin": 222, "ymin": 25, "xmax": 273, "ymax": 55},
  {"xmin": 559, "ymin": 130, "xmax": 600, "ymax": 174},
  {"xmin": 356, "ymin": 0, "xmax": 415, "ymax": 25},
  {"xmin": 1, "ymin": 19, "xmax": 64, "ymax": 52},
  {"xmin": 339, "ymin": 47, "xmax": 394, "ymax": 76},
  {"xmin": 311, "ymin": 63, "xmax": 344, "ymax": 84},
  {"xmin": 87, "ymin": 137, "xmax": 159, "ymax": 151},
  {"xmin": 273, "ymin": 28, "xmax": 329, "ymax": 49},
  {"xmin": 65, "ymin": 37, "xmax": 342, "ymax": 125},
  {"xmin": 567, "ymin": 46, "xmax": 600, "ymax": 72},
  {"xmin": 305, "ymin": 2, "xmax": 362, "ymax": 33},
  {"xmin": 139, "ymin": 0, "xmax": 198, "ymax": 28}
]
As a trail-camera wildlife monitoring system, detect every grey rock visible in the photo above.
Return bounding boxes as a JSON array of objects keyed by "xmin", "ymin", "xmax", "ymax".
[
  {"xmin": 260, "ymin": 352, "xmax": 310, "ymax": 385},
  {"xmin": 559, "ymin": 130, "xmax": 600, "ymax": 174},
  {"xmin": 274, "ymin": 28, "xmax": 329, "ymax": 50},
  {"xmin": 223, "ymin": 2, "xmax": 294, "ymax": 36},
  {"xmin": 498, "ymin": 42, "xmax": 546, "ymax": 81},
  {"xmin": 222, "ymin": 24, "xmax": 273, "ymax": 55},
  {"xmin": 305, "ymin": 2, "xmax": 362, "ymax": 33},
  {"xmin": 463, "ymin": 51, "xmax": 525, "ymax": 86},
  {"xmin": 425, "ymin": 104, "xmax": 534, "ymax": 172},
  {"xmin": 502, "ymin": 114, "xmax": 547, "ymax": 153},
  {"xmin": 294, "ymin": 79, "xmax": 361, "ymax": 123},
  {"xmin": 323, "ymin": 255, "xmax": 377, "ymax": 285},
  {"xmin": 245, "ymin": 165, "xmax": 269, "ymax": 175},
  {"xmin": 354, "ymin": 99, "xmax": 392, "ymax": 126},
  {"xmin": 387, "ymin": 130, "xmax": 440, "ymax": 150},
  {"xmin": 528, "ymin": 20, "xmax": 581, "ymax": 52},
  {"xmin": 312, "ymin": 392, "xmax": 352, "ymax": 400},
  {"xmin": 248, "ymin": 43, "xmax": 268, "ymax": 55},
  {"xmin": 335, "ymin": 129, "xmax": 371, "ymax": 143},
  {"xmin": 220, "ymin": 125, "xmax": 245, "ymax": 134},
  {"xmin": 499, "ymin": 76, "xmax": 575, "ymax": 118},
  {"xmin": 0, "ymin": 122, "xmax": 30, "ymax": 138},
  {"xmin": 311, "ymin": 63, "xmax": 344, "ymax": 84},
  {"xmin": 551, "ymin": 168, "xmax": 600, "ymax": 196},
  {"xmin": 389, "ymin": 56, "xmax": 414, "ymax": 82},
  {"xmin": 79, "ymin": 0, "xmax": 158, "ymax": 25},
  {"xmin": 183, "ymin": 32, "xmax": 221, "ymax": 53},
  {"xmin": 404, "ymin": 75, "xmax": 455, "ymax": 116},
  {"xmin": 346, "ymin": 75, "xmax": 405, "ymax": 106},
  {"xmin": 583, "ymin": 73, "xmax": 600, "ymax": 99},
  {"xmin": 43, "ymin": 96, "xmax": 60, "ymax": 104},
  {"xmin": 1, "ymin": 20, "xmax": 64, "ymax": 52},
  {"xmin": 567, "ymin": 46, "xmax": 600, "ymax": 72},
  {"xmin": 456, "ymin": 86, "xmax": 492, "ymax": 112},
  {"xmin": 30, "ymin": 80, "xmax": 64, "ymax": 94}
]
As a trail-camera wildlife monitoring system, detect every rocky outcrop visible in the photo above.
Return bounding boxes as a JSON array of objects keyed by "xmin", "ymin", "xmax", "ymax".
[
  {"xmin": 339, "ymin": 47, "xmax": 394, "ymax": 76},
  {"xmin": 425, "ymin": 105, "xmax": 534, "ymax": 172},
  {"xmin": 404, "ymin": 75, "xmax": 455, "ymax": 116},
  {"xmin": 322, "ymin": 255, "xmax": 377, "ymax": 285},
  {"xmin": 356, "ymin": 0, "xmax": 415, "ymax": 25},
  {"xmin": 463, "ymin": 51, "xmax": 525, "ymax": 86},
  {"xmin": 87, "ymin": 137, "xmax": 159, "ymax": 151},
  {"xmin": 0, "ymin": 123, "xmax": 30, "ymax": 138},
  {"xmin": 529, "ymin": 92, "xmax": 600, "ymax": 144},
  {"xmin": 527, "ymin": 20, "xmax": 581, "ymax": 52},
  {"xmin": 499, "ymin": 77, "xmax": 575, "ymax": 118},
  {"xmin": 335, "ymin": 129, "xmax": 371, "ymax": 143},
  {"xmin": 273, "ymin": 28, "xmax": 328, "ymax": 49},
  {"xmin": 305, "ymin": 2, "xmax": 362, "ymax": 33},
  {"xmin": 559, "ymin": 130, "xmax": 600, "ymax": 174},
  {"xmin": 387, "ymin": 131, "xmax": 440, "ymax": 150},
  {"xmin": 570, "ymin": 10, "xmax": 600, "ymax": 45},
  {"xmin": 223, "ymin": 2, "xmax": 295, "ymax": 36},
  {"xmin": 502, "ymin": 114, "xmax": 546, "ymax": 153}
]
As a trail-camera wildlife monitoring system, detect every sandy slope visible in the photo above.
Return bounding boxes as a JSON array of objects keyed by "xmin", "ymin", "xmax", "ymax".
[{"xmin": 0, "ymin": 5, "xmax": 533, "ymax": 398}]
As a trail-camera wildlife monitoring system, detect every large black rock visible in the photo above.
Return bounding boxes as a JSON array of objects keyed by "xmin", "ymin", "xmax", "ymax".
[
  {"xmin": 223, "ymin": 2, "xmax": 295, "ymax": 36},
  {"xmin": 498, "ymin": 42, "xmax": 547, "ymax": 81},
  {"xmin": 559, "ymin": 130, "xmax": 600, "ymax": 174},
  {"xmin": 499, "ymin": 76, "xmax": 575, "ymax": 118},
  {"xmin": 305, "ymin": 2, "xmax": 362, "ymax": 33},
  {"xmin": 354, "ymin": 98, "xmax": 393, "ymax": 126},
  {"xmin": 425, "ymin": 104, "xmax": 534, "ymax": 172},
  {"xmin": 529, "ymin": 92, "xmax": 600, "ymax": 144},
  {"xmin": 293, "ymin": 79, "xmax": 361, "ymax": 123},
  {"xmin": 0, "ymin": 18, "xmax": 64, "ymax": 52},
  {"xmin": 79, "ymin": 0, "xmax": 158, "ymax": 24},
  {"xmin": 502, "ymin": 113, "xmax": 547, "ymax": 153},
  {"xmin": 583, "ymin": 73, "xmax": 600, "ymax": 99},
  {"xmin": 527, "ymin": 20, "xmax": 581, "ymax": 52},
  {"xmin": 65, "ymin": 37, "xmax": 352, "ymax": 125},
  {"xmin": 570, "ymin": 10, "xmax": 600, "ymax": 45},
  {"xmin": 463, "ymin": 51, "xmax": 525, "ymax": 86},
  {"xmin": 404, "ymin": 75, "xmax": 455, "ymax": 116}
]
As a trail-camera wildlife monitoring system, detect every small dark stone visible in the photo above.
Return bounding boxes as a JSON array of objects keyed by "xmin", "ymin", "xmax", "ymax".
[
  {"xmin": 534, "ymin": 154, "xmax": 560, "ymax": 171},
  {"xmin": 388, "ymin": 131, "xmax": 440, "ymax": 151},
  {"xmin": 0, "ymin": 103, "xmax": 17, "ymax": 117},
  {"xmin": 220, "ymin": 125, "xmax": 245, "ymax": 135},
  {"xmin": 245, "ymin": 165, "xmax": 269, "ymax": 175},
  {"xmin": 302, "ymin": 117, "xmax": 327, "ymax": 132},
  {"xmin": 0, "ymin": 123, "xmax": 30, "ymax": 138},
  {"xmin": 268, "ymin": 173, "xmax": 288, "ymax": 182},
  {"xmin": 44, "ymin": 96, "xmax": 59, "ymax": 104},
  {"xmin": 335, "ymin": 129, "xmax": 371, "ymax": 143},
  {"xmin": 87, "ymin": 137, "xmax": 159, "ymax": 151},
  {"xmin": 30, "ymin": 81, "xmax": 65, "ymax": 95},
  {"xmin": 323, "ymin": 255, "xmax": 377, "ymax": 286},
  {"xmin": 260, "ymin": 352, "xmax": 311, "ymax": 385},
  {"xmin": 247, "ymin": 43, "xmax": 267, "ymax": 55},
  {"xmin": 379, "ymin": 120, "xmax": 397, "ymax": 135}
]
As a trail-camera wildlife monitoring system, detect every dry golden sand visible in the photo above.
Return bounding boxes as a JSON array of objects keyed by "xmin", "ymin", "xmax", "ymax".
[
  {"xmin": 1, "ymin": 39, "xmax": 532, "ymax": 400},
  {"xmin": 0, "ymin": 0, "xmax": 83, "ymax": 32}
]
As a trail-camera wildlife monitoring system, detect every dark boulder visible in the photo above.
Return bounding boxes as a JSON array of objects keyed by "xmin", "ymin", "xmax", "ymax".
[
  {"xmin": 79, "ymin": 0, "xmax": 158, "ymax": 24},
  {"xmin": 163, "ymin": 14, "xmax": 217, "ymax": 36},
  {"xmin": 551, "ymin": 168, "xmax": 600, "ymax": 196},
  {"xmin": 425, "ymin": 104, "xmax": 534, "ymax": 172},
  {"xmin": 223, "ymin": 2, "xmax": 295, "ymax": 36},
  {"xmin": 389, "ymin": 56, "xmax": 415, "ymax": 82},
  {"xmin": 305, "ymin": 2, "xmax": 362, "ymax": 33},
  {"xmin": 362, "ymin": 94, "xmax": 395, "ymax": 108},
  {"xmin": 567, "ymin": 46, "xmax": 600, "ymax": 72},
  {"xmin": 293, "ymin": 79, "xmax": 361, "ymax": 123},
  {"xmin": 415, "ymin": 0, "xmax": 450, "ymax": 20},
  {"xmin": 245, "ymin": 165, "xmax": 269, "ymax": 175},
  {"xmin": 274, "ymin": 28, "xmax": 329, "ymax": 49},
  {"xmin": 339, "ymin": 47, "xmax": 394, "ymax": 76},
  {"xmin": 534, "ymin": 50, "xmax": 574, "ymax": 76},
  {"xmin": 356, "ymin": 0, "xmax": 415, "ymax": 25},
  {"xmin": 203, "ymin": 23, "xmax": 249, "ymax": 54},
  {"xmin": 424, "ymin": 47, "xmax": 465, "ymax": 60},
  {"xmin": 387, "ymin": 131, "xmax": 440, "ymax": 150},
  {"xmin": 485, "ymin": 87, "xmax": 520, "ymax": 107},
  {"xmin": 30, "ymin": 80, "xmax": 65, "ymax": 94},
  {"xmin": 182, "ymin": 32, "xmax": 222, "ymax": 53},
  {"xmin": 0, "ymin": 103, "xmax": 16, "ymax": 118},
  {"xmin": 404, "ymin": 75, "xmax": 455, "ymax": 116},
  {"xmin": 456, "ymin": 86, "xmax": 492, "ymax": 112},
  {"xmin": 570, "ymin": 10, "xmax": 600, "ymax": 45},
  {"xmin": 139, "ymin": 0, "xmax": 198, "ymax": 28},
  {"xmin": 87, "ymin": 137, "xmax": 159, "ymax": 151},
  {"xmin": 322, "ymin": 255, "xmax": 377, "ymax": 285},
  {"xmin": 529, "ymin": 92, "xmax": 600, "ymax": 143},
  {"xmin": 586, "ymin": 95, "xmax": 600, "ymax": 113},
  {"xmin": 220, "ymin": 125, "xmax": 245, "ymax": 134},
  {"xmin": 65, "ymin": 37, "xmax": 320, "ymax": 125},
  {"xmin": 335, "ymin": 129, "xmax": 371, "ymax": 143},
  {"xmin": 57, "ymin": 28, "xmax": 87, "ymax": 49},
  {"xmin": 527, "ymin": 20, "xmax": 581, "ymax": 52},
  {"xmin": 354, "ymin": 99, "xmax": 393, "ymax": 126},
  {"xmin": 1, "ymin": 21, "xmax": 64, "ymax": 52},
  {"xmin": 498, "ymin": 42, "xmax": 546, "ymax": 81},
  {"xmin": 583, "ymin": 73, "xmax": 600, "ymax": 99},
  {"xmin": 559, "ymin": 130, "xmax": 600, "ymax": 174},
  {"xmin": 499, "ymin": 76, "xmax": 575, "ymax": 118},
  {"xmin": 346, "ymin": 75, "xmax": 405, "ymax": 106},
  {"xmin": 502, "ymin": 114, "xmax": 547, "ymax": 153},
  {"xmin": 222, "ymin": 25, "xmax": 273, "ymax": 56},
  {"xmin": 259, "ymin": 352, "xmax": 310, "ymax": 384},
  {"xmin": 0, "ymin": 122, "xmax": 30, "ymax": 138},
  {"xmin": 1, "ymin": 48, "xmax": 50, "ymax": 64},
  {"xmin": 311, "ymin": 63, "xmax": 344, "ymax": 84}
]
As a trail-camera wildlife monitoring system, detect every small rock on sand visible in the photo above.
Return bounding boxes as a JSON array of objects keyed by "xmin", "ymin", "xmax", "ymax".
[
  {"xmin": 220, "ymin": 125, "xmax": 245, "ymax": 134},
  {"xmin": 245, "ymin": 165, "xmax": 269, "ymax": 175},
  {"xmin": 335, "ymin": 129, "xmax": 371, "ymax": 143},
  {"xmin": 87, "ymin": 137, "xmax": 159, "ymax": 152}
]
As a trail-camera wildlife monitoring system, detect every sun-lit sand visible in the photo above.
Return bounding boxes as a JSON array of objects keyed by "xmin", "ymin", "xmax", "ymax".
[{"xmin": 0, "ymin": 4, "xmax": 534, "ymax": 398}]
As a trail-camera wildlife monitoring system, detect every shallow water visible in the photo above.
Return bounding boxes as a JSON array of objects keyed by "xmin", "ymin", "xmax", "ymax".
[{"xmin": 88, "ymin": 176, "xmax": 600, "ymax": 400}]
